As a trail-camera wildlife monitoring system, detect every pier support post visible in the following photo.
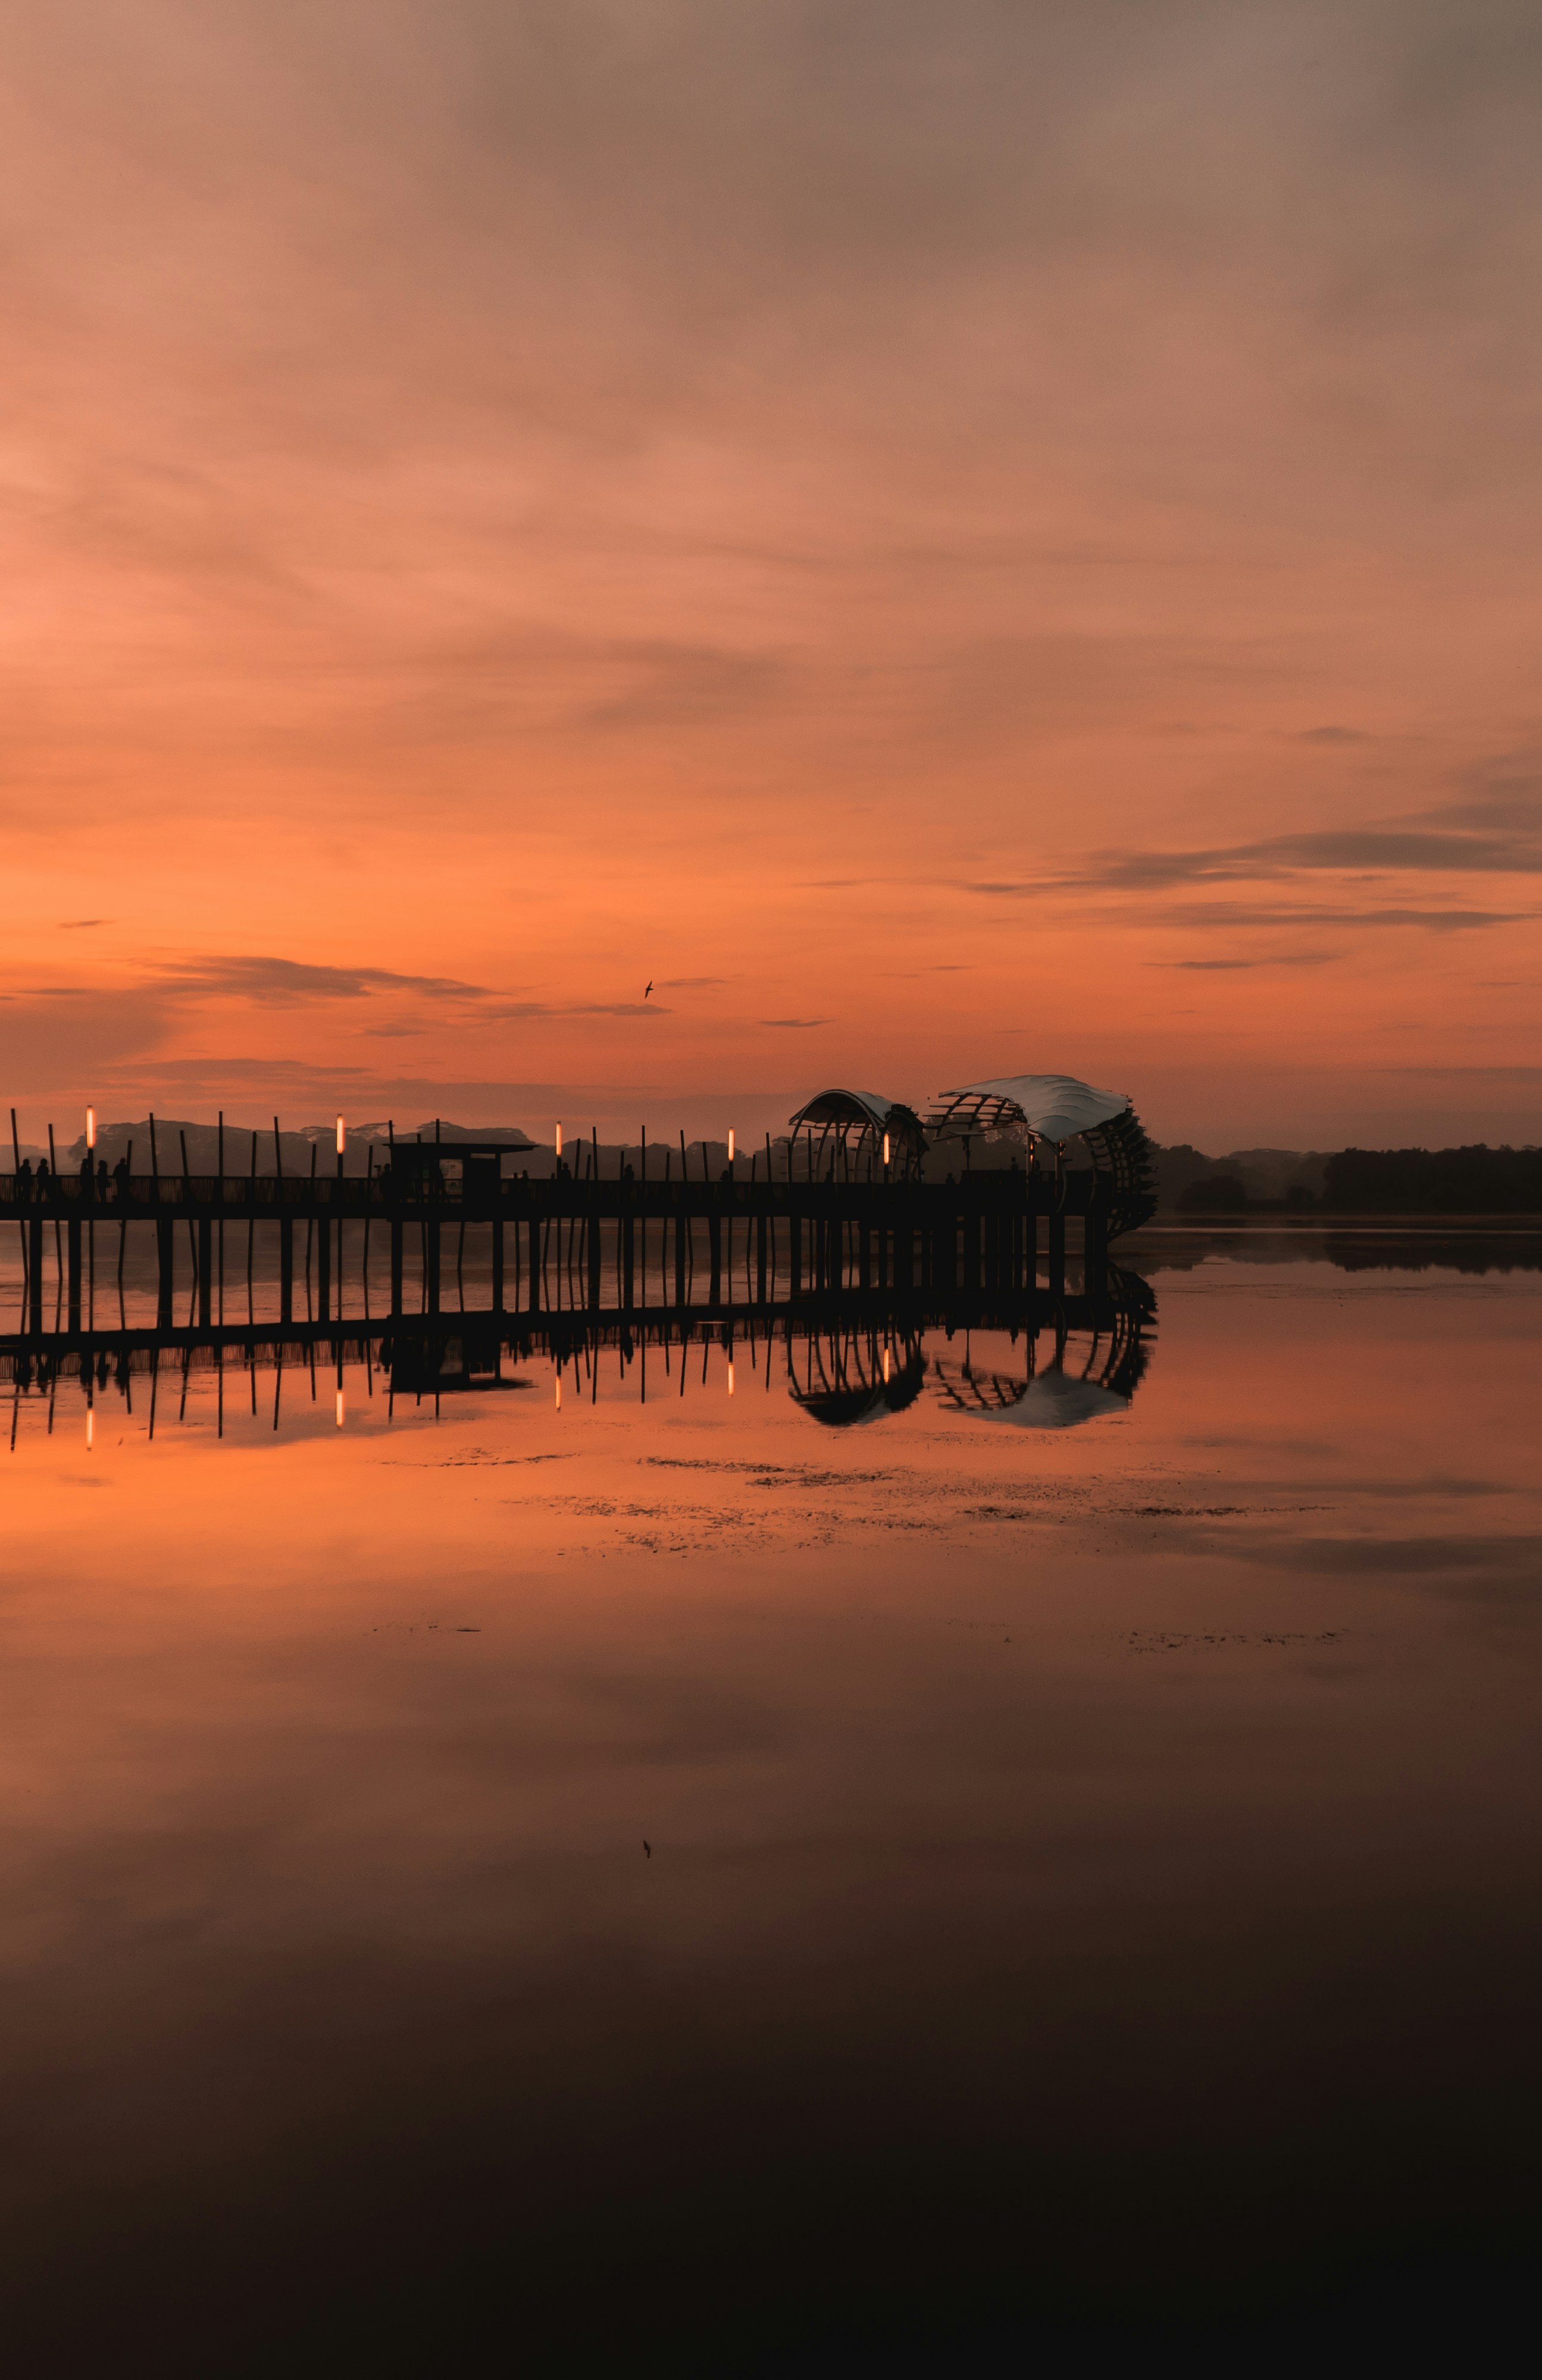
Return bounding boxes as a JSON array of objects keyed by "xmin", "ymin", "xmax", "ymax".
[
  {"xmin": 198, "ymin": 1215, "xmax": 212, "ymax": 1328},
  {"xmin": 674, "ymin": 1208, "xmax": 686, "ymax": 1306},
  {"xmin": 528, "ymin": 1216, "xmax": 542, "ymax": 1314},
  {"xmin": 67, "ymin": 1218, "xmax": 83, "ymax": 1330},
  {"xmin": 317, "ymin": 1211, "xmax": 330, "ymax": 1321},
  {"xmin": 279, "ymin": 1215, "xmax": 293, "ymax": 1323},
  {"xmin": 1084, "ymin": 1207, "xmax": 1108, "ymax": 1302},
  {"xmin": 390, "ymin": 1218, "xmax": 404, "ymax": 1316},
  {"xmin": 157, "ymin": 1215, "xmax": 175, "ymax": 1326}
]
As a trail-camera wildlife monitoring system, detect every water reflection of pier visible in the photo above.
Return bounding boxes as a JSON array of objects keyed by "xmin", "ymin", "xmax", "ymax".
[{"xmin": 1, "ymin": 1273, "xmax": 1154, "ymax": 1436}]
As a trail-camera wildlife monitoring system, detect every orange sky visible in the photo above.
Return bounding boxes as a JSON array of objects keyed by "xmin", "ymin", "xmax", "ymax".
[{"xmin": 3, "ymin": 1, "xmax": 1540, "ymax": 1151}]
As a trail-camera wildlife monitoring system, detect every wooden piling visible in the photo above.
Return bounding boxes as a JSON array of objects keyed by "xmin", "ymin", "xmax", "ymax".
[
  {"xmin": 622, "ymin": 1178, "xmax": 636, "ymax": 1309},
  {"xmin": 1084, "ymin": 1204, "xmax": 1108, "ymax": 1301},
  {"xmin": 317, "ymin": 1207, "xmax": 331, "ymax": 1321},
  {"xmin": 1048, "ymin": 1208, "xmax": 1066, "ymax": 1298},
  {"xmin": 157, "ymin": 1214, "xmax": 174, "ymax": 1326}
]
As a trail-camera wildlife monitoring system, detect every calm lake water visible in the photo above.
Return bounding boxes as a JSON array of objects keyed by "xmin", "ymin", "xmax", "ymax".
[{"xmin": 2, "ymin": 1235, "xmax": 1540, "ymax": 2370}]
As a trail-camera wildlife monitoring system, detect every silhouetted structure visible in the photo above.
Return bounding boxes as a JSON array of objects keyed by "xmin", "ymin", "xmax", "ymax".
[{"xmin": 2, "ymin": 1076, "xmax": 1159, "ymax": 1337}]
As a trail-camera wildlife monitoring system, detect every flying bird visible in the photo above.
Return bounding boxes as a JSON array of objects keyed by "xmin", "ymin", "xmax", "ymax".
[
  {"xmin": 643, "ymin": 1840, "xmax": 652, "ymax": 1858},
  {"xmin": 644, "ymin": 981, "xmax": 652, "ymax": 998}
]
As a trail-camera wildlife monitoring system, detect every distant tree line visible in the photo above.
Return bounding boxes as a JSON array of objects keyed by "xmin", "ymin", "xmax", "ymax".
[
  {"xmin": 1168, "ymin": 1143, "xmax": 1542, "ymax": 1215},
  {"xmin": 1321, "ymin": 1145, "xmax": 1542, "ymax": 1213}
]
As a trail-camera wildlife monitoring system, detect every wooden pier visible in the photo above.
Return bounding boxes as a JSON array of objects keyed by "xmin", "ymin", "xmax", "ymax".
[{"xmin": 1, "ymin": 1163, "xmax": 1125, "ymax": 1337}]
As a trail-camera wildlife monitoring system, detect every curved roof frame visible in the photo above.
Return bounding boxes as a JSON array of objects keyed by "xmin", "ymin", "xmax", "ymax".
[
  {"xmin": 925, "ymin": 1072, "xmax": 1131, "ymax": 1146},
  {"xmin": 788, "ymin": 1088, "xmax": 927, "ymax": 1142}
]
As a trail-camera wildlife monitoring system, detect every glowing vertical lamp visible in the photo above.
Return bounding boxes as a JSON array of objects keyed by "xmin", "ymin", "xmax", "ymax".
[
  {"xmin": 86, "ymin": 1107, "xmax": 96, "ymax": 1152},
  {"xmin": 727, "ymin": 1129, "xmax": 736, "ymax": 1164}
]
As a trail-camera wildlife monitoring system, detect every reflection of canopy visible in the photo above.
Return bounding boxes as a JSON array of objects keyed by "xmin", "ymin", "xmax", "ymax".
[
  {"xmin": 927, "ymin": 1073, "xmax": 1129, "ymax": 1143},
  {"xmin": 788, "ymin": 1089, "xmax": 927, "ymax": 1145},
  {"xmin": 789, "ymin": 1334, "xmax": 927, "ymax": 1427},
  {"xmin": 972, "ymin": 1371, "xmax": 1130, "ymax": 1429}
]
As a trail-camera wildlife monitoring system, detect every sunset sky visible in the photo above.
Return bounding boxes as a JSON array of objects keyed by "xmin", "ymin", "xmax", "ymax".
[{"xmin": 4, "ymin": 0, "xmax": 1540, "ymax": 1151}]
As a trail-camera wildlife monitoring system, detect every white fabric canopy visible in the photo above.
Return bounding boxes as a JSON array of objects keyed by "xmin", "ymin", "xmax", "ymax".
[{"xmin": 936, "ymin": 1072, "xmax": 1128, "ymax": 1142}]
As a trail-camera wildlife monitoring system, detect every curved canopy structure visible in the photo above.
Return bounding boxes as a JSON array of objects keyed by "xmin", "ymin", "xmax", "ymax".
[
  {"xmin": 787, "ymin": 1088, "xmax": 927, "ymax": 1178},
  {"xmin": 788, "ymin": 1089, "xmax": 926, "ymax": 1141},
  {"xmin": 927, "ymin": 1072, "xmax": 1129, "ymax": 1143},
  {"xmin": 925, "ymin": 1070, "xmax": 1156, "ymax": 1239}
]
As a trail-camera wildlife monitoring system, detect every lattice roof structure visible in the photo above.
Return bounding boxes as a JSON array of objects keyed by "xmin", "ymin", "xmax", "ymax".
[
  {"xmin": 787, "ymin": 1089, "xmax": 927, "ymax": 1176},
  {"xmin": 925, "ymin": 1071, "xmax": 1156, "ymax": 1238}
]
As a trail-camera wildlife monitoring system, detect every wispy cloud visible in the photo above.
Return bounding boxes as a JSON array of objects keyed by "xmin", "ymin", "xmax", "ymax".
[
  {"xmin": 159, "ymin": 955, "xmax": 486, "ymax": 1003},
  {"xmin": 1154, "ymin": 954, "xmax": 1336, "ymax": 970},
  {"xmin": 1062, "ymin": 793, "xmax": 1542, "ymax": 891},
  {"xmin": 1155, "ymin": 903, "xmax": 1534, "ymax": 934},
  {"xmin": 761, "ymin": 1017, "xmax": 830, "ymax": 1028},
  {"xmin": 482, "ymin": 1000, "xmax": 668, "ymax": 1020}
]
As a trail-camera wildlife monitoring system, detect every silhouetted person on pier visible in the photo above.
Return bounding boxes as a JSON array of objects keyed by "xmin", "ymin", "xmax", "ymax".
[
  {"xmin": 16, "ymin": 1158, "xmax": 32, "ymax": 1198},
  {"xmin": 96, "ymin": 1160, "xmax": 110, "ymax": 1196},
  {"xmin": 35, "ymin": 1157, "xmax": 50, "ymax": 1200},
  {"xmin": 112, "ymin": 1155, "xmax": 130, "ymax": 1204}
]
